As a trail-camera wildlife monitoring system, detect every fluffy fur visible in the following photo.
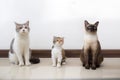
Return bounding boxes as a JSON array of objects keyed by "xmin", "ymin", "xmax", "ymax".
[
  {"xmin": 51, "ymin": 36, "xmax": 66, "ymax": 68},
  {"xmin": 9, "ymin": 21, "xmax": 40, "ymax": 66},
  {"xmin": 80, "ymin": 20, "xmax": 104, "ymax": 70}
]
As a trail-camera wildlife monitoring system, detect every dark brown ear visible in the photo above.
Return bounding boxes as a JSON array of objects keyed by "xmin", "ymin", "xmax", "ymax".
[
  {"xmin": 84, "ymin": 20, "xmax": 89, "ymax": 27},
  {"xmin": 94, "ymin": 21, "xmax": 99, "ymax": 27}
]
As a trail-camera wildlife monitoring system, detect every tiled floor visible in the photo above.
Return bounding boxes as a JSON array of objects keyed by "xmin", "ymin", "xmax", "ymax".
[{"xmin": 0, "ymin": 58, "xmax": 120, "ymax": 80}]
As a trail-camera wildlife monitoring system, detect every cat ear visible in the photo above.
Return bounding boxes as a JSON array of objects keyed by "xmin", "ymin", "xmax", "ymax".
[
  {"xmin": 84, "ymin": 20, "xmax": 89, "ymax": 27},
  {"xmin": 26, "ymin": 21, "xmax": 29, "ymax": 26},
  {"xmin": 53, "ymin": 36, "xmax": 57, "ymax": 39},
  {"xmin": 94, "ymin": 21, "xmax": 99, "ymax": 27},
  {"xmin": 14, "ymin": 22, "xmax": 21, "ymax": 28},
  {"xmin": 14, "ymin": 22, "xmax": 19, "ymax": 26},
  {"xmin": 26, "ymin": 20, "xmax": 29, "ymax": 24},
  {"xmin": 53, "ymin": 36, "xmax": 57, "ymax": 43}
]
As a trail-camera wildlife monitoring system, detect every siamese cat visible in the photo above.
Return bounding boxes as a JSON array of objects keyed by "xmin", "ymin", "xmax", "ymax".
[
  {"xmin": 51, "ymin": 36, "xmax": 66, "ymax": 68},
  {"xmin": 80, "ymin": 20, "xmax": 103, "ymax": 70},
  {"xmin": 9, "ymin": 21, "xmax": 40, "ymax": 66}
]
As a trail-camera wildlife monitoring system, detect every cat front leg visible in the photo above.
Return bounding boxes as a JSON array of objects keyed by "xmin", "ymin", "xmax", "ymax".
[
  {"xmin": 16, "ymin": 50, "xmax": 24, "ymax": 66},
  {"xmin": 57, "ymin": 53, "xmax": 62, "ymax": 68},
  {"xmin": 91, "ymin": 50, "xmax": 97, "ymax": 70},
  {"xmin": 97, "ymin": 53, "xmax": 103, "ymax": 68},
  {"xmin": 84, "ymin": 49, "xmax": 90, "ymax": 69},
  {"xmin": 24, "ymin": 49, "xmax": 31, "ymax": 66},
  {"xmin": 52, "ymin": 56, "xmax": 56, "ymax": 67}
]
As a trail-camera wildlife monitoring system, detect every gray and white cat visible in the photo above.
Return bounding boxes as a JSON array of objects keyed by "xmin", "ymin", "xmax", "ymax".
[
  {"xmin": 51, "ymin": 36, "xmax": 66, "ymax": 68},
  {"xmin": 9, "ymin": 21, "xmax": 40, "ymax": 66},
  {"xmin": 80, "ymin": 20, "xmax": 103, "ymax": 70}
]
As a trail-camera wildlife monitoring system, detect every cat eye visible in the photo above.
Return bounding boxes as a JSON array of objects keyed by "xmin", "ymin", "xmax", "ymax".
[
  {"xmin": 19, "ymin": 27, "xmax": 22, "ymax": 29},
  {"xmin": 60, "ymin": 40, "xmax": 63, "ymax": 41},
  {"xmin": 25, "ymin": 27, "xmax": 28, "ymax": 29}
]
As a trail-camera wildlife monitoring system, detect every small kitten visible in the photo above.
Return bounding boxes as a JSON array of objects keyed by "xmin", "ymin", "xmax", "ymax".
[
  {"xmin": 9, "ymin": 21, "xmax": 40, "ymax": 66},
  {"xmin": 80, "ymin": 20, "xmax": 104, "ymax": 70},
  {"xmin": 51, "ymin": 36, "xmax": 66, "ymax": 68}
]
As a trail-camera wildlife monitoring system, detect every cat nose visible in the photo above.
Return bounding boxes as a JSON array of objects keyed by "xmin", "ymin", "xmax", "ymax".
[{"xmin": 23, "ymin": 30, "xmax": 25, "ymax": 32}]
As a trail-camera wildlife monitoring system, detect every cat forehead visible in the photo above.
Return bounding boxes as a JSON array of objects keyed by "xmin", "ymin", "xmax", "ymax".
[
  {"xmin": 54, "ymin": 37, "xmax": 63, "ymax": 40},
  {"xmin": 87, "ymin": 24, "xmax": 96, "ymax": 27},
  {"xmin": 16, "ymin": 23, "xmax": 28, "ymax": 27}
]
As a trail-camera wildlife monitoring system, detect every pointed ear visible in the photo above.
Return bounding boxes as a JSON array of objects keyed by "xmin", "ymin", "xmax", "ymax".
[
  {"xmin": 53, "ymin": 36, "xmax": 57, "ymax": 43},
  {"xmin": 14, "ymin": 22, "xmax": 19, "ymax": 26},
  {"xmin": 53, "ymin": 36, "xmax": 56, "ymax": 39},
  {"xmin": 84, "ymin": 20, "xmax": 89, "ymax": 27},
  {"xmin": 94, "ymin": 21, "xmax": 99, "ymax": 27},
  {"xmin": 26, "ymin": 20, "xmax": 29, "ymax": 24},
  {"xmin": 14, "ymin": 22, "xmax": 21, "ymax": 28},
  {"xmin": 26, "ymin": 20, "xmax": 29, "ymax": 26}
]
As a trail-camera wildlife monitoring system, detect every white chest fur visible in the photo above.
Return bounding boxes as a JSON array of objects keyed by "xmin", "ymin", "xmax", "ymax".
[
  {"xmin": 14, "ymin": 34, "xmax": 29, "ymax": 55},
  {"xmin": 84, "ymin": 32, "xmax": 98, "ymax": 48},
  {"xmin": 51, "ymin": 46, "xmax": 62, "ymax": 58}
]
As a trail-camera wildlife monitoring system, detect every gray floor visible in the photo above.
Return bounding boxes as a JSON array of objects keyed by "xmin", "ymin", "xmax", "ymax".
[{"xmin": 0, "ymin": 58, "xmax": 120, "ymax": 79}]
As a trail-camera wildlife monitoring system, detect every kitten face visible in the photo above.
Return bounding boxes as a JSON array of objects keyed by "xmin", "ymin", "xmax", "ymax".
[
  {"xmin": 53, "ymin": 36, "xmax": 64, "ymax": 46},
  {"xmin": 15, "ymin": 21, "xmax": 30, "ymax": 35},
  {"xmin": 84, "ymin": 20, "xmax": 99, "ymax": 32}
]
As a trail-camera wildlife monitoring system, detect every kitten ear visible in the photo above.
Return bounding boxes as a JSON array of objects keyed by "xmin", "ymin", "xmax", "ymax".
[
  {"xmin": 62, "ymin": 37, "xmax": 64, "ymax": 40},
  {"xmin": 94, "ymin": 21, "xmax": 99, "ymax": 27},
  {"xmin": 84, "ymin": 20, "xmax": 89, "ymax": 27},
  {"xmin": 53, "ymin": 36, "xmax": 57, "ymax": 39},
  {"xmin": 62, "ymin": 37, "xmax": 64, "ymax": 42},
  {"xmin": 53, "ymin": 36, "xmax": 57, "ymax": 43},
  {"xmin": 14, "ymin": 22, "xmax": 19, "ymax": 26}
]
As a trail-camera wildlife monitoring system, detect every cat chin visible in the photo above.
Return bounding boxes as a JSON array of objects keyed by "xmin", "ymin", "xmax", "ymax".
[
  {"xmin": 19, "ymin": 32, "xmax": 29, "ymax": 35},
  {"xmin": 55, "ymin": 43, "xmax": 63, "ymax": 46}
]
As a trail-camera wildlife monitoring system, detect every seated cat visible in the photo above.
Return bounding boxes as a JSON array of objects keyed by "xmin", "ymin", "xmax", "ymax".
[
  {"xmin": 51, "ymin": 36, "xmax": 66, "ymax": 68},
  {"xmin": 9, "ymin": 21, "xmax": 40, "ymax": 66},
  {"xmin": 80, "ymin": 20, "xmax": 104, "ymax": 70}
]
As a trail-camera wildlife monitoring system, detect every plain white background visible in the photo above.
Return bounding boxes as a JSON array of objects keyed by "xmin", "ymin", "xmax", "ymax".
[{"xmin": 0, "ymin": 0, "xmax": 120, "ymax": 49}]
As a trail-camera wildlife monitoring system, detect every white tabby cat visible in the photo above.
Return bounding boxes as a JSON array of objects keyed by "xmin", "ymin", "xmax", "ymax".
[
  {"xmin": 51, "ymin": 36, "xmax": 66, "ymax": 68},
  {"xmin": 9, "ymin": 21, "xmax": 40, "ymax": 66}
]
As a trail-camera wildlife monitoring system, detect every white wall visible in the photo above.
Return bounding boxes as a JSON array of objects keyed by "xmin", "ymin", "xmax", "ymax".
[{"xmin": 0, "ymin": 0, "xmax": 120, "ymax": 49}]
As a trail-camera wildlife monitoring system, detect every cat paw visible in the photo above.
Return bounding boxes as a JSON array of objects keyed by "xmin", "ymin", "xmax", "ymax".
[
  {"xmin": 91, "ymin": 65, "xmax": 96, "ymax": 70},
  {"xmin": 26, "ymin": 62, "xmax": 31, "ymax": 66},
  {"xmin": 82, "ymin": 64, "xmax": 85, "ymax": 67},
  {"xmin": 52, "ymin": 64, "xmax": 56, "ymax": 67},
  {"xmin": 96, "ymin": 65, "xmax": 100, "ymax": 68},
  {"xmin": 57, "ymin": 63, "xmax": 61, "ymax": 68},
  {"xmin": 19, "ymin": 62, "xmax": 24, "ymax": 66},
  {"xmin": 85, "ymin": 65, "xmax": 90, "ymax": 69},
  {"xmin": 15, "ymin": 62, "xmax": 18, "ymax": 65},
  {"xmin": 62, "ymin": 62, "xmax": 66, "ymax": 65}
]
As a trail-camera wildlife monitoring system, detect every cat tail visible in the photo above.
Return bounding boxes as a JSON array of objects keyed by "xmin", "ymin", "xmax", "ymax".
[{"xmin": 30, "ymin": 56, "xmax": 40, "ymax": 64}]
